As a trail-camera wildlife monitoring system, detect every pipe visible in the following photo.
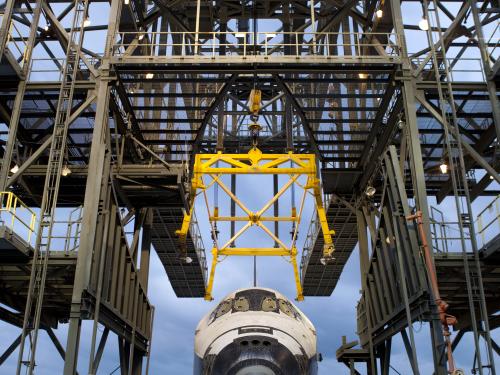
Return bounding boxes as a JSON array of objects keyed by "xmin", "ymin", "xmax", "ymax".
[{"xmin": 407, "ymin": 211, "xmax": 457, "ymax": 373}]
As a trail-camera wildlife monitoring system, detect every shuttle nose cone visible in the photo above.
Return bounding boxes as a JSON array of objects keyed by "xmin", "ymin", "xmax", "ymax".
[{"xmin": 210, "ymin": 335, "xmax": 301, "ymax": 375}]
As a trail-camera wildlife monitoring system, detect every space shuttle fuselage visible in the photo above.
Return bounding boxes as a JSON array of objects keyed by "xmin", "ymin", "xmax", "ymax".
[{"xmin": 194, "ymin": 288, "xmax": 319, "ymax": 375}]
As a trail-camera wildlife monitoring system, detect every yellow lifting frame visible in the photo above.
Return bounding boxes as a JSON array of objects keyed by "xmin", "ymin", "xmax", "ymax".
[{"xmin": 176, "ymin": 148, "xmax": 335, "ymax": 301}]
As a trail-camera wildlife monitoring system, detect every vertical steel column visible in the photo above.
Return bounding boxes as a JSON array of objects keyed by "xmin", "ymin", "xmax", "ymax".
[
  {"xmin": 63, "ymin": 0, "xmax": 123, "ymax": 369},
  {"xmin": 388, "ymin": 2, "xmax": 447, "ymax": 370},
  {"xmin": 469, "ymin": 0, "xmax": 500, "ymax": 140},
  {"xmin": 356, "ymin": 207, "xmax": 376, "ymax": 373},
  {"xmin": 63, "ymin": 75, "xmax": 112, "ymax": 375},
  {"xmin": 0, "ymin": 0, "xmax": 15, "ymax": 56},
  {"xmin": 0, "ymin": 0, "xmax": 44, "ymax": 190},
  {"xmin": 139, "ymin": 209, "xmax": 153, "ymax": 292},
  {"xmin": 285, "ymin": 98, "xmax": 293, "ymax": 151}
]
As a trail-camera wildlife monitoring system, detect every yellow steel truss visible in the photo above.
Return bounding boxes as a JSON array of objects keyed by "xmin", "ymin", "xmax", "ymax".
[{"xmin": 176, "ymin": 148, "xmax": 335, "ymax": 301}]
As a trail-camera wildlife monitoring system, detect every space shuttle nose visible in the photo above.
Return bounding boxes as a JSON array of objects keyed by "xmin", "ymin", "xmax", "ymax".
[
  {"xmin": 209, "ymin": 335, "xmax": 302, "ymax": 375},
  {"xmin": 194, "ymin": 288, "xmax": 318, "ymax": 375}
]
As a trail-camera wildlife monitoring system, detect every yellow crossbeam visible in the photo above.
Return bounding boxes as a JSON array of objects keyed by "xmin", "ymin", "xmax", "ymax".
[{"xmin": 177, "ymin": 148, "xmax": 335, "ymax": 302}]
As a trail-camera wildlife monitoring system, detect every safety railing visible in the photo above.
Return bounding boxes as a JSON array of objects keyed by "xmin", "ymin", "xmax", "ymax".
[
  {"xmin": 190, "ymin": 208, "xmax": 208, "ymax": 279},
  {"xmin": 0, "ymin": 191, "xmax": 37, "ymax": 246},
  {"xmin": 28, "ymin": 57, "xmax": 99, "ymax": 82},
  {"xmin": 0, "ymin": 191, "xmax": 83, "ymax": 253},
  {"xmin": 477, "ymin": 194, "xmax": 500, "ymax": 249},
  {"xmin": 429, "ymin": 195, "xmax": 500, "ymax": 253},
  {"xmin": 300, "ymin": 198, "xmax": 327, "ymax": 274},
  {"xmin": 411, "ymin": 57, "xmax": 487, "ymax": 82},
  {"xmin": 6, "ymin": 20, "xmax": 29, "ymax": 66},
  {"xmin": 486, "ymin": 21, "xmax": 499, "ymax": 65},
  {"xmin": 112, "ymin": 31, "xmax": 400, "ymax": 61}
]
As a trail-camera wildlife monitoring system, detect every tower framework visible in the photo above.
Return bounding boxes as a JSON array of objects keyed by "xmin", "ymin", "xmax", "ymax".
[{"xmin": 0, "ymin": 0, "xmax": 498, "ymax": 373}]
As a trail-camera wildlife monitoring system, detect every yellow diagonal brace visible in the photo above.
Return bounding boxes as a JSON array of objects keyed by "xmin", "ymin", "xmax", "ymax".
[
  {"xmin": 256, "ymin": 222, "xmax": 288, "ymax": 250},
  {"xmin": 256, "ymin": 174, "xmax": 299, "ymax": 217},
  {"xmin": 209, "ymin": 174, "xmax": 253, "ymax": 217},
  {"xmin": 220, "ymin": 221, "xmax": 252, "ymax": 250}
]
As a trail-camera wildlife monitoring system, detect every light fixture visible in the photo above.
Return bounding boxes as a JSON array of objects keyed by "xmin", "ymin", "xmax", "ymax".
[
  {"xmin": 61, "ymin": 165, "xmax": 72, "ymax": 177},
  {"xmin": 83, "ymin": 16, "xmax": 91, "ymax": 27},
  {"xmin": 124, "ymin": 0, "xmax": 129, "ymax": 4},
  {"xmin": 235, "ymin": 32, "xmax": 246, "ymax": 38},
  {"xmin": 397, "ymin": 119, "xmax": 405, "ymax": 129},
  {"xmin": 358, "ymin": 73, "xmax": 368, "ymax": 79},
  {"xmin": 180, "ymin": 255, "xmax": 193, "ymax": 264},
  {"xmin": 418, "ymin": 17, "xmax": 429, "ymax": 31},
  {"xmin": 490, "ymin": 175, "xmax": 494, "ymax": 180},
  {"xmin": 145, "ymin": 72, "xmax": 154, "ymax": 79},
  {"xmin": 439, "ymin": 161, "xmax": 448, "ymax": 174},
  {"xmin": 376, "ymin": 9, "xmax": 383, "ymax": 18},
  {"xmin": 10, "ymin": 164, "xmax": 19, "ymax": 174},
  {"xmin": 138, "ymin": 33, "xmax": 144, "ymax": 41},
  {"xmin": 365, "ymin": 185, "xmax": 376, "ymax": 197},
  {"xmin": 44, "ymin": 25, "xmax": 49, "ymax": 31}
]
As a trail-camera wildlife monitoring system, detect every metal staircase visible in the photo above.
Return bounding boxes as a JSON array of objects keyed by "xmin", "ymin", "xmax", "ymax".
[{"xmin": 16, "ymin": 1, "xmax": 89, "ymax": 373}]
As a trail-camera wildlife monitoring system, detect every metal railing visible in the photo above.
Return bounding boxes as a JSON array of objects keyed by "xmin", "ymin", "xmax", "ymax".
[
  {"xmin": 112, "ymin": 31, "xmax": 400, "ymax": 61},
  {"xmin": 0, "ymin": 192, "xmax": 82, "ymax": 253},
  {"xmin": 0, "ymin": 191, "xmax": 37, "ymax": 246},
  {"xmin": 300, "ymin": 199, "xmax": 327, "ymax": 274},
  {"xmin": 6, "ymin": 20, "xmax": 29, "ymax": 66},
  {"xmin": 190, "ymin": 209, "xmax": 208, "ymax": 279},
  {"xmin": 411, "ymin": 57, "xmax": 488, "ymax": 82},
  {"xmin": 28, "ymin": 57, "xmax": 100, "ymax": 82},
  {"xmin": 486, "ymin": 21, "xmax": 499, "ymax": 65},
  {"xmin": 429, "ymin": 195, "xmax": 500, "ymax": 253},
  {"xmin": 477, "ymin": 194, "xmax": 500, "ymax": 249}
]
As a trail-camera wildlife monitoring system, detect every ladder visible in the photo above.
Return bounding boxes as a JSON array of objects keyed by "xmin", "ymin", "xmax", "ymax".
[
  {"xmin": 16, "ymin": 1, "xmax": 89, "ymax": 374},
  {"xmin": 424, "ymin": 1, "xmax": 496, "ymax": 374}
]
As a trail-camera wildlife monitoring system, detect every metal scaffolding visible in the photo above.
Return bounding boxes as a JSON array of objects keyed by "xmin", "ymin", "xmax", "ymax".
[{"xmin": 0, "ymin": 0, "xmax": 498, "ymax": 373}]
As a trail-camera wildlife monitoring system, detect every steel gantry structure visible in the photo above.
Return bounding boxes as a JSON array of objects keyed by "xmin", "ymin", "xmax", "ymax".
[{"xmin": 0, "ymin": 0, "xmax": 498, "ymax": 373}]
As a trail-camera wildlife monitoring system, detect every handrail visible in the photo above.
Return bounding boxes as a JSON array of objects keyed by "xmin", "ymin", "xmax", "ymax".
[
  {"xmin": 0, "ymin": 191, "xmax": 37, "ymax": 245},
  {"xmin": 112, "ymin": 31, "xmax": 400, "ymax": 60},
  {"xmin": 190, "ymin": 208, "xmax": 208, "ymax": 278}
]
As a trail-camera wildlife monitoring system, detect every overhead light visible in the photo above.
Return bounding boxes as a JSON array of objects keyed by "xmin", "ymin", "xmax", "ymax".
[
  {"xmin": 397, "ymin": 119, "xmax": 405, "ymax": 129},
  {"xmin": 44, "ymin": 25, "xmax": 49, "ymax": 31},
  {"xmin": 439, "ymin": 161, "xmax": 448, "ymax": 174},
  {"xmin": 61, "ymin": 165, "xmax": 72, "ymax": 177},
  {"xmin": 365, "ymin": 185, "xmax": 376, "ymax": 197},
  {"xmin": 138, "ymin": 32, "xmax": 145, "ymax": 41},
  {"xmin": 145, "ymin": 72, "xmax": 154, "ymax": 79},
  {"xmin": 10, "ymin": 164, "xmax": 19, "ymax": 174},
  {"xmin": 490, "ymin": 175, "xmax": 494, "ymax": 180},
  {"xmin": 124, "ymin": 0, "xmax": 129, "ymax": 4},
  {"xmin": 265, "ymin": 33, "xmax": 277, "ymax": 39},
  {"xmin": 376, "ymin": 9, "xmax": 383, "ymax": 18},
  {"xmin": 358, "ymin": 73, "xmax": 368, "ymax": 79},
  {"xmin": 235, "ymin": 32, "xmax": 246, "ymax": 38},
  {"xmin": 83, "ymin": 16, "xmax": 91, "ymax": 27},
  {"xmin": 180, "ymin": 256, "xmax": 193, "ymax": 264},
  {"xmin": 418, "ymin": 17, "xmax": 429, "ymax": 31}
]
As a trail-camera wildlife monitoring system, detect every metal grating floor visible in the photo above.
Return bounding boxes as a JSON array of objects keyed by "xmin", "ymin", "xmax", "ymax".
[
  {"xmin": 301, "ymin": 197, "xmax": 358, "ymax": 296},
  {"xmin": 151, "ymin": 208, "xmax": 207, "ymax": 297}
]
